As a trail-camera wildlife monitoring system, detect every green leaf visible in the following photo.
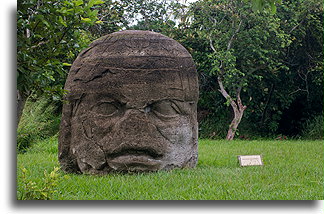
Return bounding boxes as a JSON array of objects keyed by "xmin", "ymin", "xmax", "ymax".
[
  {"xmin": 73, "ymin": 0, "xmax": 84, "ymax": 6},
  {"xmin": 62, "ymin": 63, "xmax": 72, "ymax": 66},
  {"xmin": 89, "ymin": 9, "xmax": 99, "ymax": 18},
  {"xmin": 62, "ymin": 1, "xmax": 73, "ymax": 6},
  {"xmin": 58, "ymin": 16, "xmax": 67, "ymax": 27},
  {"xmin": 91, "ymin": 0, "xmax": 104, "ymax": 6},
  {"xmin": 42, "ymin": 19, "xmax": 50, "ymax": 27},
  {"xmin": 270, "ymin": 3, "xmax": 277, "ymax": 14},
  {"xmin": 57, "ymin": 7, "xmax": 68, "ymax": 14},
  {"xmin": 88, "ymin": 0, "xmax": 104, "ymax": 8},
  {"xmin": 81, "ymin": 17, "xmax": 92, "ymax": 23}
]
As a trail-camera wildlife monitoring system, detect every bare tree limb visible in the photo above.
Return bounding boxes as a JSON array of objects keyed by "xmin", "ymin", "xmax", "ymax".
[
  {"xmin": 289, "ymin": 19, "xmax": 305, "ymax": 33},
  {"xmin": 217, "ymin": 76, "xmax": 237, "ymax": 110},
  {"xmin": 209, "ymin": 38, "xmax": 217, "ymax": 53},
  {"xmin": 236, "ymin": 86, "xmax": 246, "ymax": 111},
  {"xmin": 227, "ymin": 19, "xmax": 242, "ymax": 51},
  {"xmin": 31, "ymin": 40, "xmax": 49, "ymax": 49}
]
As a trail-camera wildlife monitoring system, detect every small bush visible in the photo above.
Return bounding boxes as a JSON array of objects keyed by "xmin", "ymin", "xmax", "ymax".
[
  {"xmin": 199, "ymin": 114, "xmax": 229, "ymax": 139},
  {"xmin": 19, "ymin": 167, "xmax": 61, "ymax": 200},
  {"xmin": 301, "ymin": 114, "xmax": 323, "ymax": 140},
  {"xmin": 17, "ymin": 96, "xmax": 61, "ymax": 153}
]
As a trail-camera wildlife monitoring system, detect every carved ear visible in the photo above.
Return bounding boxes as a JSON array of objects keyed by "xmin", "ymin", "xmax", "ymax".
[{"xmin": 58, "ymin": 98, "xmax": 80, "ymax": 173}]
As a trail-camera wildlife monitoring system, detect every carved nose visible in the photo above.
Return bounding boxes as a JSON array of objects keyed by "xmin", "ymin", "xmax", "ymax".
[
  {"xmin": 102, "ymin": 108, "xmax": 166, "ymax": 157},
  {"xmin": 119, "ymin": 110, "xmax": 152, "ymax": 134}
]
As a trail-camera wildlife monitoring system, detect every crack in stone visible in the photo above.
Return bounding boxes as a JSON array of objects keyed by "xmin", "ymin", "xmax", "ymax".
[
  {"xmin": 155, "ymin": 125, "xmax": 172, "ymax": 143},
  {"xmin": 84, "ymin": 68, "xmax": 112, "ymax": 83}
]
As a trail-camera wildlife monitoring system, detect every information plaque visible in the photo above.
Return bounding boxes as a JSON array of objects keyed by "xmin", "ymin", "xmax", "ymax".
[{"xmin": 238, "ymin": 155, "xmax": 263, "ymax": 167}]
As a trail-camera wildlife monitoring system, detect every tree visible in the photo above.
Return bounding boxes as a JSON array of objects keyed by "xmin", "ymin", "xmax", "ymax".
[
  {"xmin": 242, "ymin": 0, "xmax": 323, "ymax": 137},
  {"xmin": 87, "ymin": 0, "xmax": 127, "ymax": 37},
  {"xmin": 120, "ymin": 0, "xmax": 322, "ymax": 139},
  {"xmin": 274, "ymin": 0, "xmax": 323, "ymax": 136},
  {"xmin": 17, "ymin": 0, "xmax": 104, "ymax": 125},
  {"xmin": 187, "ymin": 0, "xmax": 291, "ymax": 140},
  {"xmin": 247, "ymin": 0, "xmax": 282, "ymax": 14},
  {"xmin": 123, "ymin": 0, "xmax": 183, "ymax": 35}
]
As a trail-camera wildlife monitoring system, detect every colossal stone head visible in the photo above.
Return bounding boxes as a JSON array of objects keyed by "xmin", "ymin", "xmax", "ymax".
[{"xmin": 59, "ymin": 30, "xmax": 198, "ymax": 174}]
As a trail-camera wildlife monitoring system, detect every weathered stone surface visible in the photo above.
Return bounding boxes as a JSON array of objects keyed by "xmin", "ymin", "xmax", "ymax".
[{"xmin": 58, "ymin": 30, "xmax": 199, "ymax": 174}]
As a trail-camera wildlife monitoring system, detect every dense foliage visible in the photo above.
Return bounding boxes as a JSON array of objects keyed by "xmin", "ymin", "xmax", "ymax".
[
  {"xmin": 17, "ymin": 0, "xmax": 323, "ymax": 140},
  {"xmin": 17, "ymin": 0, "xmax": 103, "ymax": 98},
  {"xmin": 179, "ymin": 0, "xmax": 323, "ymax": 139},
  {"xmin": 17, "ymin": 0, "xmax": 125, "ymax": 123}
]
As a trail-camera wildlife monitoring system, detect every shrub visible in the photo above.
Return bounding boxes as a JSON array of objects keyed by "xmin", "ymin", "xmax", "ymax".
[
  {"xmin": 19, "ymin": 167, "xmax": 61, "ymax": 200},
  {"xmin": 302, "ymin": 114, "xmax": 323, "ymax": 140},
  {"xmin": 17, "ymin": 96, "xmax": 61, "ymax": 153},
  {"xmin": 198, "ymin": 113, "xmax": 229, "ymax": 139}
]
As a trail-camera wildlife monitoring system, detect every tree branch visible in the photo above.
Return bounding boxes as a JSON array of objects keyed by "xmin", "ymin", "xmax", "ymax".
[
  {"xmin": 236, "ymin": 87, "xmax": 246, "ymax": 111},
  {"xmin": 31, "ymin": 40, "xmax": 49, "ymax": 49},
  {"xmin": 288, "ymin": 88, "xmax": 308, "ymax": 96},
  {"xmin": 289, "ymin": 19, "xmax": 305, "ymax": 34},
  {"xmin": 217, "ymin": 76, "xmax": 237, "ymax": 110},
  {"xmin": 209, "ymin": 38, "xmax": 224, "ymax": 70},
  {"xmin": 209, "ymin": 37, "xmax": 217, "ymax": 53},
  {"xmin": 227, "ymin": 19, "xmax": 242, "ymax": 51}
]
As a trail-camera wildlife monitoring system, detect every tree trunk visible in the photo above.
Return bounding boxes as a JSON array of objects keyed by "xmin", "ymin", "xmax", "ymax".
[
  {"xmin": 226, "ymin": 105, "xmax": 245, "ymax": 140},
  {"xmin": 17, "ymin": 90, "xmax": 28, "ymax": 126},
  {"xmin": 217, "ymin": 77, "xmax": 247, "ymax": 140}
]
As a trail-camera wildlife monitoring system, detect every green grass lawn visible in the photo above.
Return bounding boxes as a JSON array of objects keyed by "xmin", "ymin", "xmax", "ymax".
[{"xmin": 17, "ymin": 137, "xmax": 323, "ymax": 200}]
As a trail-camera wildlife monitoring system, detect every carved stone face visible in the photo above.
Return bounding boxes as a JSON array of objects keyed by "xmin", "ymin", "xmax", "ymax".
[{"xmin": 59, "ymin": 30, "xmax": 198, "ymax": 174}]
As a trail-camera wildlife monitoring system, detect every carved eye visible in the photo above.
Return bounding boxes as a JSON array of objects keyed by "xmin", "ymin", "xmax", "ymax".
[
  {"xmin": 152, "ymin": 100, "xmax": 181, "ymax": 117},
  {"xmin": 92, "ymin": 102, "xmax": 119, "ymax": 116}
]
